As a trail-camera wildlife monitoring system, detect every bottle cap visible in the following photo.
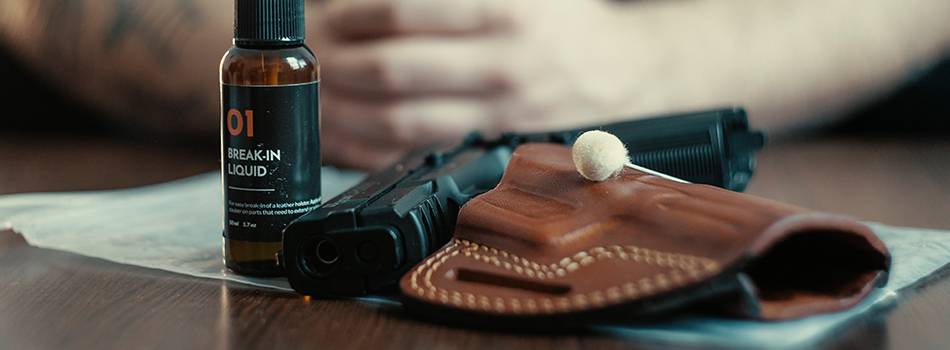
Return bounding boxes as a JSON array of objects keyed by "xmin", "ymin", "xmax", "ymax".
[{"xmin": 234, "ymin": 0, "xmax": 305, "ymax": 47}]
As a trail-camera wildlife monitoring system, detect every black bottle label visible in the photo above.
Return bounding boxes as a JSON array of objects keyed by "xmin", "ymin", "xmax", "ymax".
[{"xmin": 221, "ymin": 82, "xmax": 320, "ymax": 242}]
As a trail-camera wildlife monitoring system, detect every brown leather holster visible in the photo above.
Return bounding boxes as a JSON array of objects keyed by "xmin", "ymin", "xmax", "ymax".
[{"xmin": 399, "ymin": 144, "xmax": 890, "ymax": 325}]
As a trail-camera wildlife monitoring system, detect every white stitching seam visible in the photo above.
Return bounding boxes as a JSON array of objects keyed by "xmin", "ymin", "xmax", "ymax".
[{"xmin": 408, "ymin": 238, "xmax": 721, "ymax": 314}]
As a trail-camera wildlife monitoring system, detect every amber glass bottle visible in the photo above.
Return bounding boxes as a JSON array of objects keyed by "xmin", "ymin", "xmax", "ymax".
[{"xmin": 220, "ymin": 0, "xmax": 320, "ymax": 276}]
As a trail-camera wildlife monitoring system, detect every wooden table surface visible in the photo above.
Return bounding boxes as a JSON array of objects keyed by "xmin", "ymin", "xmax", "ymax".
[{"xmin": 1, "ymin": 131, "xmax": 948, "ymax": 350}]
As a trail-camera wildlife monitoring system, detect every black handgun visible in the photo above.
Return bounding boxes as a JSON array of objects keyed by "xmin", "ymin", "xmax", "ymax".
[{"xmin": 281, "ymin": 108, "xmax": 766, "ymax": 297}]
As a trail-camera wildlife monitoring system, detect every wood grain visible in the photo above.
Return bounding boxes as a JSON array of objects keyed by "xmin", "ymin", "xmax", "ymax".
[{"xmin": 0, "ymin": 133, "xmax": 948, "ymax": 350}]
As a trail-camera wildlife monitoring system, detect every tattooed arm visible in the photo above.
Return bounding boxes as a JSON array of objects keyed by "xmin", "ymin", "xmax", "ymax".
[{"xmin": 0, "ymin": 0, "xmax": 231, "ymax": 136}]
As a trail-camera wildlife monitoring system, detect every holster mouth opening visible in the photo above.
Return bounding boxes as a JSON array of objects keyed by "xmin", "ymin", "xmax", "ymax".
[{"xmin": 741, "ymin": 215, "xmax": 891, "ymax": 319}]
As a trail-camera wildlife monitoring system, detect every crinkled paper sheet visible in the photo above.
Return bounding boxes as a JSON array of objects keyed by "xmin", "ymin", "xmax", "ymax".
[{"xmin": 1, "ymin": 172, "xmax": 948, "ymax": 349}]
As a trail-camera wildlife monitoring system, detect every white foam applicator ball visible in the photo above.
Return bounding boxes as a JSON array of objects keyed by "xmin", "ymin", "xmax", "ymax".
[
  {"xmin": 572, "ymin": 130, "xmax": 629, "ymax": 181},
  {"xmin": 572, "ymin": 130, "xmax": 690, "ymax": 183}
]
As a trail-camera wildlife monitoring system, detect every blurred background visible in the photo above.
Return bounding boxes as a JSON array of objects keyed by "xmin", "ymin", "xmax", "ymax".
[{"xmin": 1, "ymin": 0, "xmax": 948, "ymax": 173}]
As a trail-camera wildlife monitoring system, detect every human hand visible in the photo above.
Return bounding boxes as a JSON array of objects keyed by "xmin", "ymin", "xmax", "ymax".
[{"xmin": 311, "ymin": 0, "xmax": 647, "ymax": 169}]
